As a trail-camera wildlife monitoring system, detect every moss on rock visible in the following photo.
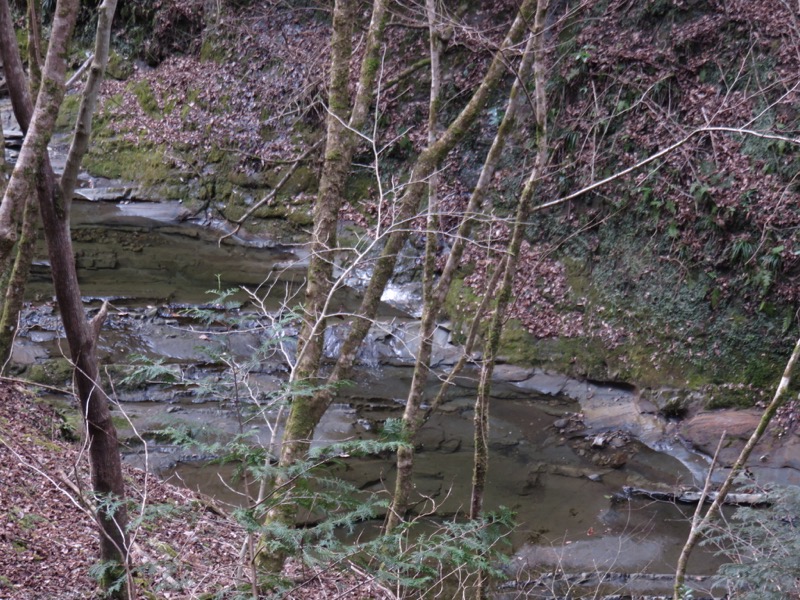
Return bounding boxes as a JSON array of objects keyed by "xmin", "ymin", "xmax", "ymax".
[
  {"xmin": 106, "ymin": 51, "xmax": 134, "ymax": 81},
  {"xmin": 55, "ymin": 92, "xmax": 82, "ymax": 133},
  {"xmin": 24, "ymin": 359, "xmax": 74, "ymax": 388},
  {"xmin": 83, "ymin": 141, "xmax": 181, "ymax": 189}
]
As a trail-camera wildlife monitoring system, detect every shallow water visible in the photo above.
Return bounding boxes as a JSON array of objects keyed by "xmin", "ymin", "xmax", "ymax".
[{"xmin": 23, "ymin": 198, "xmax": 726, "ymax": 596}]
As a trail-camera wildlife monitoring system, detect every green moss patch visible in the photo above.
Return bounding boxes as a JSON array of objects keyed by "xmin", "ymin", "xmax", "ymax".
[
  {"xmin": 106, "ymin": 51, "xmax": 134, "ymax": 81},
  {"xmin": 128, "ymin": 79, "xmax": 161, "ymax": 118},
  {"xmin": 55, "ymin": 93, "xmax": 82, "ymax": 133},
  {"xmin": 83, "ymin": 141, "xmax": 179, "ymax": 188},
  {"xmin": 24, "ymin": 359, "xmax": 73, "ymax": 387},
  {"xmin": 498, "ymin": 322, "xmax": 538, "ymax": 365}
]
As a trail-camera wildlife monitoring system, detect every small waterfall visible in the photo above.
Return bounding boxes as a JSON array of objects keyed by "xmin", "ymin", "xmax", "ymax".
[{"xmin": 323, "ymin": 327, "xmax": 344, "ymax": 360}]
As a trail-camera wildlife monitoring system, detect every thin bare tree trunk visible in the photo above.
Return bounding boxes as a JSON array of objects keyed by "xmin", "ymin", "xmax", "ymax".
[
  {"xmin": 673, "ymin": 333, "xmax": 800, "ymax": 599},
  {"xmin": 471, "ymin": 0, "xmax": 549, "ymax": 517},
  {"xmin": 0, "ymin": 0, "xmax": 45, "ymax": 366},
  {"xmin": 0, "ymin": 0, "xmax": 33, "ymax": 126},
  {"xmin": 468, "ymin": 2, "xmax": 548, "ymax": 595},
  {"xmin": 0, "ymin": 0, "xmax": 43, "ymax": 365},
  {"xmin": 291, "ymin": 0, "xmax": 355, "ymax": 387},
  {"xmin": 387, "ymin": 17, "xmax": 542, "ymax": 533},
  {"xmin": 27, "ymin": 0, "xmax": 42, "ymax": 94},
  {"xmin": 53, "ymin": 0, "xmax": 128, "ymax": 582},
  {"xmin": 0, "ymin": 130, "xmax": 5, "ymax": 184},
  {"xmin": 385, "ymin": 0, "xmax": 443, "ymax": 533},
  {"xmin": 279, "ymin": 0, "xmax": 389, "ymax": 468}
]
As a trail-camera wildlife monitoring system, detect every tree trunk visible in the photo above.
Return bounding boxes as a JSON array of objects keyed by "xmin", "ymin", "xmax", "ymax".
[
  {"xmin": 27, "ymin": 0, "xmax": 43, "ymax": 94},
  {"xmin": 279, "ymin": 0, "xmax": 538, "ymax": 484},
  {"xmin": 0, "ymin": 190, "xmax": 38, "ymax": 366},
  {"xmin": 467, "ymin": 3, "xmax": 548, "ymax": 595},
  {"xmin": 259, "ymin": 0, "xmax": 390, "ymax": 570},
  {"xmin": 291, "ymin": 0, "xmax": 389, "ymax": 387},
  {"xmin": 292, "ymin": 0, "xmax": 355, "ymax": 387},
  {"xmin": 54, "ymin": 0, "xmax": 128, "ymax": 579},
  {"xmin": 0, "ymin": 0, "xmax": 77, "ymax": 263},
  {"xmin": 470, "ymin": 0, "xmax": 549, "ymax": 520},
  {"xmin": 283, "ymin": 0, "xmax": 389, "ymax": 452},
  {"xmin": 0, "ymin": 0, "xmax": 128, "ymax": 593},
  {"xmin": 0, "ymin": 0, "xmax": 38, "ymax": 367},
  {"xmin": 384, "ymin": 0, "xmax": 442, "ymax": 533},
  {"xmin": 673, "ymin": 334, "xmax": 800, "ymax": 599},
  {"xmin": 387, "ymin": 16, "xmax": 542, "ymax": 533},
  {"xmin": 0, "ymin": 0, "xmax": 43, "ymax": 367}
]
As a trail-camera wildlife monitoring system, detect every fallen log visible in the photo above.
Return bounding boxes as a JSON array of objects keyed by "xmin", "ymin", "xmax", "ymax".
[
  {"xmin": 497, "ymin": 570, "xmax": 717, "ymax": 599},
  {"xmin": 619, "ymin": 485, "xmax": 770, "ymax": 506}
]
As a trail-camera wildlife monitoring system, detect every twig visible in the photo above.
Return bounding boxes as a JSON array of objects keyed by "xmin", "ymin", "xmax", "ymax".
[
  {"xmin": 534, "ymin": 126, "xmax": 800, "ymax": 215},
  {"xmin": 0, "ymin": 375, "xmax": 74, "ymax": 395},
  {"xmin": 217, "ymin": 139, "xmax": 323, "ymax": 245}
]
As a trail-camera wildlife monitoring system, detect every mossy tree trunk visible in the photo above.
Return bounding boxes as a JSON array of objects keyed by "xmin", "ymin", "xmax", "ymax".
[
  {"xmin": 260, "ymin": 0, "xmax": 390, "ymax": 570},
  {"xmin": 0, "ymin": 189, "xmax": 38, "ymax": 367},
  {"xmin": 0, "ymin": 1, "xmax": 128, "ymax": 596},
  {"xmin": 290, "ymin": 0, "xmax": 355, "ymax": 391},
  {"xmin": 279, "ymin": 0, "xmax": 539, "ymax": 489},
  {"xmin": 281, "ymin": 0, "xmax": 389, "ymax": 462},
  {"xmin": 0, "ymin": 0, "xmax": 43, "ymax": 367},
  {"xmin": 471, "ymin": 0, "xmax": 549, "ymax": 515}
]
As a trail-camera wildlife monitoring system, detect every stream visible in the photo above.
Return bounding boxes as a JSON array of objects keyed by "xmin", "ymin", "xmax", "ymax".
[
  {"xmin": 7, "ymin": 115, "xmax": 731, "ymax": 596},
  {"xmin": 15, "ymin": 196, "xmax": 728, "ymax": 598}
]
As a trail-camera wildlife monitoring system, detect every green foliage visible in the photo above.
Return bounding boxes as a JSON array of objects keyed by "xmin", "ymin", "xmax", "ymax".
[
  {"xmin": 122, "ymin": 355, "xmax": 181, "ymax": 387},
  {"xmin": 127, "ymin": 502, "xmax": 183, "ymax": 534},
  {"xmin": 181, "ymin": 283, "xmax": 244, "ymax": 327},
  {"xmin": 363, "ymin": 507, "xmax": 514, "ymax": 596},
  {"xmin": 88, "ymin": 560, "xmax": 127, "ymax": 597},
  {"xmin": 705, "ymin": 484, "xmax": 800, "ymax": 599},
  {"xmin": 381, "ymin": 417, "xmax": 409, "ymax": 443},
  {"xmin": 730, "ymin": 238, "xmax": 755, "ymax": 264}
]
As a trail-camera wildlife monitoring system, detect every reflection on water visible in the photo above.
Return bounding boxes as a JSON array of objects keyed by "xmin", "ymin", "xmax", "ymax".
[{"xmin": 120, "ymin": 369, "xmax": 725, "ymax": 596}]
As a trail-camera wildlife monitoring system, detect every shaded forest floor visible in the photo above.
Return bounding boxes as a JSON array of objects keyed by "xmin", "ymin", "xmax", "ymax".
[{"xmin": 0, "ymin": 382, "xmax": 387, "ymax": 599}]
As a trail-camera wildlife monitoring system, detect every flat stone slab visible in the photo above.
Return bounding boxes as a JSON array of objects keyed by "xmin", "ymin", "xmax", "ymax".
[
  {"xmin": 74, "ymin": 186, "xmax": 137, "ymax": 202},
  {"xmin": 514, "ymin": 369, "xmax": 571, "ymax": 396},
  {"xmin": 681, "ymin": 410, "xmax": 800, "ymax": 484}
]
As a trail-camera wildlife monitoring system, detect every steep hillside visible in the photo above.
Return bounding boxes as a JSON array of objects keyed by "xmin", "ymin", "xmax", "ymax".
[{"xmin": 69, "ymin": 0, "xmax": 800, "ymax": 399}]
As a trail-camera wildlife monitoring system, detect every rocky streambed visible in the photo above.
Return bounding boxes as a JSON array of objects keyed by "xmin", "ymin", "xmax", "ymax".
[{"xmin": 8, "ymin": 143, "xmax": 795, "ymax": 596}]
